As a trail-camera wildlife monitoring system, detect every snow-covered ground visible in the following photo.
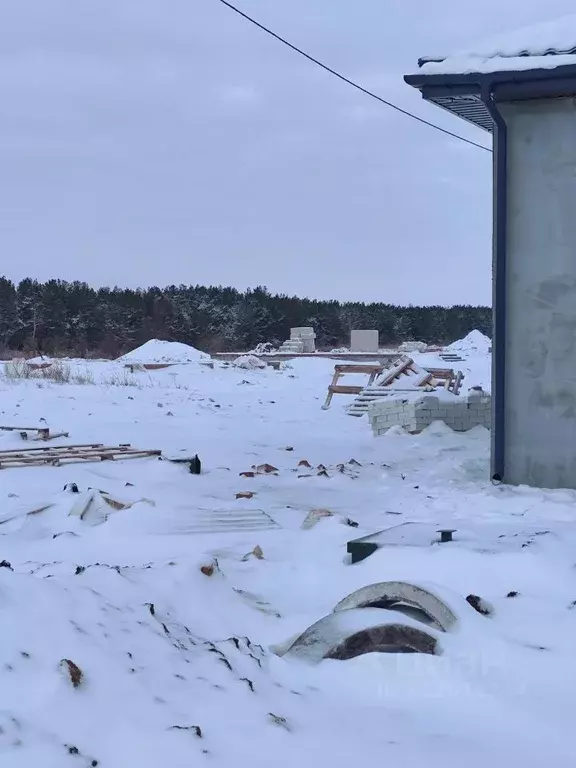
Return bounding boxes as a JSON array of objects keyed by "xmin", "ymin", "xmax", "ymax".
[{"xmin": 0, "ymin": 342, "xmax": 575, "ymax": 767}]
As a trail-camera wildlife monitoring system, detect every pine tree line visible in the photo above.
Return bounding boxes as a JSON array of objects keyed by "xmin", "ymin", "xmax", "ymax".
[{"xmin": 0, "ymin": 277, "xmax": 491, "ymax": 357}]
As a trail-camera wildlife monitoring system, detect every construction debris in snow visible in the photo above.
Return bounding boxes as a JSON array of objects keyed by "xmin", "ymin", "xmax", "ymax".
[
  {"xmin": 233, "ymin": 354, "xmax": 268, "ymax": 370},
  {"xmin": 0, "ymin": 425, "xmax": 69, "ymax": 441},
  {"xmin": 323, "ymin": 356, "xmax": 464, "ymax": 414},
  {"xmin": 0, "ymin": 443, "xmax": 161, "ymax": 469}
]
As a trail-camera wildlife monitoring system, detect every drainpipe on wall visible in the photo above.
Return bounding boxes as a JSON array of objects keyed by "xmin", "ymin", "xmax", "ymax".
[{"xmin": 480, "ymin": 83, "xmax": 507, "ymax": 482}]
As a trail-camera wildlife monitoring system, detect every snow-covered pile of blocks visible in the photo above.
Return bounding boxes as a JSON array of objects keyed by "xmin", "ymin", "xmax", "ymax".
[
  {"xmin": 398, "ymin": 340, "xmax": 428, "ymax": 353},
  {"xmin": 368, "ymin": 389, "xmax": 491, "ymax": 436},
  {"xmin": 279, "ymin": 327, "xmax": 316, "ymax": 354}
]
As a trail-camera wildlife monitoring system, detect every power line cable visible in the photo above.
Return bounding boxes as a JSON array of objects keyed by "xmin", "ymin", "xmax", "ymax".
[{"xmin": 217, "ymin": 0, "xmax": 491, "ymax": 153}]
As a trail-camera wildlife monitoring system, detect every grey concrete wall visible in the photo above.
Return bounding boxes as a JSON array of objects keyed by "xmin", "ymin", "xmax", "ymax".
[
  {"xmin": 351, "ymin": 329, "xmax": 379, "ymax": 353},
  {"xmin": 502, "ymin": 97, "xmax": 576, "ymax": 488}
]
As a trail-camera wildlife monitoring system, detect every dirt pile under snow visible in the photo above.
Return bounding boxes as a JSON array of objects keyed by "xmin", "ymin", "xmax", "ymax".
[
  {"xmin": 447, "ymin": 330, "xmax": 491, "ymax": 356},
  {"xmin": 118, "ymin": 339, "xmax": 209, "ymax": 364}
]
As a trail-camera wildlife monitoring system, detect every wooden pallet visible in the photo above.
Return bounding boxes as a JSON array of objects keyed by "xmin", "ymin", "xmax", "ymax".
[
  {"xmin": 325, "ymin": 356, "xmax": 427, "ymax": 414},
  {"xmin": 323, "ymin": 357, "xmax": 464, "ymax": 415},
  {"xmin": 446, "ymin": 370, "xmax": 464, "ymax": 396},
  {"xmin": 0, "ymin": 425, "xmax": 69, "ymax": 441},
  {"xmin": 346, "ymin": 357, "xmax": 463, "ymax": 416},
  {"xmin": 378, "ymin": 356, "xmax": 433, "ymax": 388},
  {"xmin": 0, "ymin": 443, "xmax": 161, "ymax": 469}
]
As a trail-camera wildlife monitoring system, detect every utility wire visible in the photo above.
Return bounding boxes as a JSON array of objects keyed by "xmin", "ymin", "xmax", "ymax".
[{"xmin": 217, "ymin": 0, "xmax": 491, "ymax": 153}]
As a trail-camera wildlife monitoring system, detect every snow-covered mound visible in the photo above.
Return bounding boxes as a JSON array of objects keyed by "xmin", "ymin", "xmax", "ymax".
[
  {"xmin": 448, "ymin": 330, "xmax": 491, "ymax": 356},
  {"xmin": 233, "ymin": 354, "xmax": 267, "ymax": 370},
  {"xmin": 118, "ymin": 339, "xmax": 209, "ymax": 364}
]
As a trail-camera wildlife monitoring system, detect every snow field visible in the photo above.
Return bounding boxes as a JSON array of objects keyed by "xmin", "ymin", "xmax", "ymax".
[{"xmin": 0, "ymin": 340, "xmax": 574, "ymax": 766}]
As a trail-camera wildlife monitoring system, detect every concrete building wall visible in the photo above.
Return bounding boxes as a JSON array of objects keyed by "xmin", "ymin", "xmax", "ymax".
[
  {"xmin": 350, "ymin": 330, "xmax": 379, "ymax": 353},
  {"xmin": 502, "ymin": 97, "xmax": 576, "ymax": 488}
]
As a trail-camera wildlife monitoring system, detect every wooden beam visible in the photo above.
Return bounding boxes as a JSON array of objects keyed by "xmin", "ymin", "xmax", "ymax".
[
  {"xmin": 0, "ymin": 444, "xmax": 161, "ymax": 469},
  {"xmin": 0, "ymin": 442, "xmax": 104, "ymax": 455},
  {"xmin": 333, "ymin": 364, "xmax": 383, "ymax": 374},
  {"xmin": 322, "ymin": 368, "xmax": 341, "ymax": 409},
  {"xmin": 328, "ymin": 385, "xmax": 364, "ymax": 395}
]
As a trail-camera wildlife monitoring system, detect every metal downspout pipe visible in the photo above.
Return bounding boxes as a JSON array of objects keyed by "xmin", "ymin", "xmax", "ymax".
[{"xmin": 480, "ymin": 84, "xmax": 507, "ymax": 482}]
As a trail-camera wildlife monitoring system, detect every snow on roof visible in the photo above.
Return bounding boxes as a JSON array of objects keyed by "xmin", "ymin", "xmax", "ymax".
[{"xmin": 418, "ymin": 14, "xmax": 576, "ymax": 76}]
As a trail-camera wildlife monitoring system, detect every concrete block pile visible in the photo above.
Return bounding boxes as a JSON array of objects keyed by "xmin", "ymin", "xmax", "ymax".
[
  {"xmin": 368, "ymin": 390, "xmax": 491, "ymax": 436},
  {"xmin": 279, "ymin": 327, "xmax": 316, "ymax": 354}
]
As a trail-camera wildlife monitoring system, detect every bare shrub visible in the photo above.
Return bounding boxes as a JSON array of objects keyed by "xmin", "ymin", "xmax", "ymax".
[
  {"xmin": 46, "ymin": 360, "xmax": 72, "ymax": 383},
  {"xmin": 102, "ymin": 370, "xmax": 140, "ymax": 388},
  {"xmin": 3, "ymin": 359, "xmax": 33, "ymax": 380},
  {"xmin": 3, "ymin": 359, "xmax": 93, "ymax": 385},
  {"xmin": 71, "ymin": 367, "xmax": 95, "ymax": 385}
]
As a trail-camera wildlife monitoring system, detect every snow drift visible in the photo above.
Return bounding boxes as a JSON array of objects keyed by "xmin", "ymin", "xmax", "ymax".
[
  {"xmin": 448, "ymin": 330, "xmax": 491, "ymax": 356},
  {"xmin": 118, "ymin": 339, "xmax": 209, "ymax": 364}
]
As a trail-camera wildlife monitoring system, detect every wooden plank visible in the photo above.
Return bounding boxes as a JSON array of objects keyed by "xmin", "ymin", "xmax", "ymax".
[
  {"xmin": 0, "ymin": 426, "xmax": 72, "ymax": 442},
  {"xmin": 366, "ymin": 369, "xmax": 378, "ymax": 388},
  {"xmin": 322, "ymin": 368, "xmax": 341, "ymax": 409},
  {"xmin": 328, "ymin": 385, "xmax": 364, "ymax": 395},
  {"xmin": 378, "ymin": 357, "xmax": 413, "ymax": 386},
  {"xmin": 424, "ymin": 368, "xmax": 455, "ymax": 379},
  {"xmin": 334, "ymin": 364, "xmax": 383, "ymax": 375},
  {"xmin": 0, "ymin": 448, "xmax": 159, "ymax": 462},
  {"xmin": 363, "ymin": 386, "xmax": 430, "ymax": 393},
  {"xmin": 452, "ymin": 371, "xmax": 465, "ymax": 396},
  {"xmin": 410, "ymin": 371, "xmax": 434, "ymax": 387},
  {"xmin": 0, "ymin": 449, "xmax": 159, "ymax": 462},
  {"xmin": 323, "ymin": 362, "xmax": 393, "ymax": 409},
  {"xmin": 0, "ymin": 443, "xmax": 104, "ymax": 456},
  {"xmin": 0, "ymin": 451, "xmax": 152, "ymax": 463},
  {"xmin": 0, "ymin": 425, "xmax": 49, "ymax": 432},
  {"xmin": 0, "ymin": 448, "xmax": 161, "ymax": 469},
  {"xmin": 406, "ymin": 360, "xmax": 426, "ymax": 374}
]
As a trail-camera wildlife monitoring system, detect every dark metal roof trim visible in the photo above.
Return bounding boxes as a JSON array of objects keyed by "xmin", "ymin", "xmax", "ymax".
[{"xmin": 405, "ymin": 63, "xmax": 576, "ymax": 130}]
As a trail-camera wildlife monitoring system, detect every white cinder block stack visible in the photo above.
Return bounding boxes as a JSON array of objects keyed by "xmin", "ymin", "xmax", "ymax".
[
  {"xmin": 368, "ymin": 390, "xmax": 491, "ymax": 436},
  {"xmin": 279, "ymin": 327, "xmax": 316, "ymax": 354},
  {"xmin": 291, "ymin": 327, "xmax": 316, "ymax": 353},
  {"xmin": 279, "ymin": 339, "xmax": 304, "ymax": 354}
]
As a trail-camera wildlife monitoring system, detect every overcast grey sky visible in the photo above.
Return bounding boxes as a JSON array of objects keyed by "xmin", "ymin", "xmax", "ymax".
[{"xmin": 0, "ymin": 1, "xmax": 572, "ymax": 305}]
